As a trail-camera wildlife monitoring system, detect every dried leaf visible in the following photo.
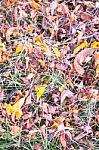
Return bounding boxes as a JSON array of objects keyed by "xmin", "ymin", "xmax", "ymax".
[
  {"xmin": 74, "ymin": 48, "xmax": 99, "ymax": 75},
  {"xmin": 0, "ymin": 86, "xmax": 4, "ymax": 102},
  {"xmin": 16, "ymin": 44, "xmax": 23, "ymax": 53},
  {"xmin": 31, "ymin": 0, "xmax": 42, "ymax": 11},
  {"xmin": 61, "ymin": 89, "xmax": 73, "ymax": 104},
  {"xmin": 59, "ymin": 131, "xmax": 66, "ymax": 149},
  {"xmin": 73, "ymin": 41, "xmax": 88, "ymax": 55},
  {"xmin": 53, "ymin": 46, "xmax": 61, "ymax": 58},
  {"xmin": 66, "ymin": 78, "xmax": 74, "ymax": 89},
  {"xmin": 91, "ymin": 41, "xmax": 99, "ymax": 48},
  {"xmin": 14, "ymin": 97, "xmax": 25, "ymax": 109},
  {"xmin": 10, "ymin": 125, "xmax": 21, "ymax": 136},
  {"xmin": 35, "ymin": 84, "xmax": 47, "ymax": 102},
  {"xmin": 6, "ymin": 27, "xmax": 17, "ymax": 42},
  {"xmin": 35, "ymin": 35, "xmax": 48, "ymax": 51},
  {"xmin": 0, "ymin": 40, "xmax": 4, "ymax": 52}
]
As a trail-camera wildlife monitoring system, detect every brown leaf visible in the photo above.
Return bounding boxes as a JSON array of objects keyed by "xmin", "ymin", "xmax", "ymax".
[
  {"xmin": 59, "ymin": 131, "xmax": 66, "ymax": 149},
  {"xmin": 0, "ymin": 86, "xmax": 4, "ymax": 102},
  {"xmin": 6, "ymin": 27, "xmax": 17, "ymax": 42},
  {"xmin": 74, "ymin": 48, "xmax": 99, "ymax": 75},
  {"xmin": 10, "ymin": 125, "xmax": 21, "ymax": 136},
  {"xmin": 80, "ymin": 12, "xmax": 93, "ymax": 21},
  {"xmin": 61, "ymin": 89, "xmax": 73, "ymax": 104},
  {"xmin": 39, "ymin": 125, "xmax": 46, "ymax": 141}
]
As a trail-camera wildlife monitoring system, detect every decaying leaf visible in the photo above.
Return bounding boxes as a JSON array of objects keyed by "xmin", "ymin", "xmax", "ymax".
[
  {"xmin": 74, "ymin": 48, "xmax": 99, "ymax": 75},
  {"xmin": 35, "ymin": 84, "xmax": 47, "ymax": 102}
]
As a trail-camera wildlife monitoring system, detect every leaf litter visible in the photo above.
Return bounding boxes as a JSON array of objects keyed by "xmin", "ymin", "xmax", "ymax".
[{"xmin": 0, "ymin": 0, "xmax": 99, "ymax": 149}]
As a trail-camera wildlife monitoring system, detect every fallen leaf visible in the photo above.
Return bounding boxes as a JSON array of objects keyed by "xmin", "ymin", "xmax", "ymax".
[
  {"xmin": 74, "ymin": 48, "xmax": 99, "ymax": 75},
  {"xmin": 73, "ymin": 41, "xmax": 88, "ymax": 55},
  {"xmin": 59, "ymin": 131, "xmax": 66, "ymax": 149},
  {"xmin": 66, "ymin": 78, "xmax": 74, "ymax": 89},
  {"xmin": 6, "ymin": 27, "xmax": 17, "ymax": 42},
  {"xmin": 0, "ymin": 40, "xmax": 4, "ymax": 52},
  {"xmin": 31, "ymin": 0, "xmax": 42, "ymax": 11},
  {"xmin": 16, "ymin": 43, "xmax": 23, "ymax": 53},
  {"xmin": 94, "ymin": 52, "xmax": 99, "ymax": 77},
  {"xmin": 0, "ymin": 86, "xmax": 4, "ymax": 102},
  {"xmin": 35, "ymin": 84, "xmax": 47, "ymax": 102},
  {"xmin": 61, "ymin": 89, "xmax": 73, "ymax": 105},
  {"xmin": 91, "ymin": 41, "xmax": 99, "ymax": 48},
  {"xmin": 10, "ymin": 125, "xmax": 21, "ymax": 136},
  {"xmin": 14, "ymin": 97, "xmax": 25, "ymax": 109},
  {"xmin": 53, "ymin": 46, "xmax": 61, "ymax": 58},
  {"xmin": 4, "ymin": 0, "xmax": 16, "ymax": 7}
]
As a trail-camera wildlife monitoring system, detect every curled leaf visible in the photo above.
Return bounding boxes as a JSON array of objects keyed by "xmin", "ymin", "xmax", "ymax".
[
  {"xmin": 74, "ymin": 48, "xmax": 99, "ymax": 75},
  {"xmin": 73, "ymin": 41, "xmax": 88, "ymax": 55}
]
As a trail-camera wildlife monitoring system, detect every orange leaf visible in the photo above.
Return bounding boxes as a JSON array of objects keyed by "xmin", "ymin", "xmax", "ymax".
[
  {"xmin": 31, "ymin": 0, "xmax": 42, "ymax": 11},
  {"xmin": 66, "ymin": 78, "xmax": 74, "ymax": 89}
]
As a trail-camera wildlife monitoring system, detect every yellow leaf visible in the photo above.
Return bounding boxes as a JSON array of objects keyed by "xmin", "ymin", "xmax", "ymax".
[
  {"xmin": 5, "ymin": 103, "xmax": 22, "ymax": 119},
  {"xmin": 0, "ymin": 40, "xmax": 4, "ymax": 52},
  {"xmin": 31, "ymin": 0, "xmax": 42, "ymax": 11},
  {"xmin": 15, "ymin": 108, "xmax": 22, "ymax": 118},
  {"xmin": 91, "ymin": 41, "xmax": 99, "ymax": 48},
  {"xmin": 35, "ymin": 84, "xmax": 47, "ymax": 102},
  {"xmin": 53, "ymin": 47, "xmax": 60, "ymax": 58},
  {"xmin": 59, "ymin": 86, "xmax": 65, "ymax": 92},
  {"xmin": 35, "ymin": 35, "xmax": 48, "ymax": 51},
  {"xmin": 35, "ymin": 35, "xmax": 44, "ymax": 46},
  {"xmin": 16, "ymin": 44, "xmax": 23, "ymax": 53},
  {"xmin": 42, "ymin": 45, "xmax": 49, "ymax": 51},
  {"xmin": 73, "ymin": 41, "xmax": 88, "ymax": 55},
  {"xmin": 4, "ymin": 103, "xmax": 13, "ymax": 116}
]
